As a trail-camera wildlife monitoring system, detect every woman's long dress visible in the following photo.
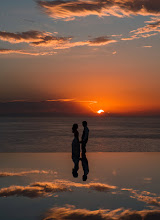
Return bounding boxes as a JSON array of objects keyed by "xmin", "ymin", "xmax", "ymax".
[{"xmin": 72, "ymin": 131, "xmax": 80, "ymax": 164}]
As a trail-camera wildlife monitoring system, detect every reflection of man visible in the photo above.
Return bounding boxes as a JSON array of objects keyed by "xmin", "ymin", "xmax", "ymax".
[
  {"xmin": 81, "ymin": 155, "xmax": 89, "ymax": 181},
  {"xmin": 81, "ymin": 121, "xmax": 89, "ymax": 157}
]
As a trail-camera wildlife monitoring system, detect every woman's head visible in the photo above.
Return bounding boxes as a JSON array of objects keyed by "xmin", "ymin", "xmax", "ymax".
[{"xmin": 72, "ymin": 123, "xmax": 78, "ymax": 133}]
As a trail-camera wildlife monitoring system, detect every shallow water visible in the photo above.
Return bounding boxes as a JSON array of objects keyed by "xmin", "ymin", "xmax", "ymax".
[
  {"xmin": 0, "ymin": 116, "xmax": 160, "ymax": 152},
  {"xmin": 0, "ymin": 152, "xmax": 160, "ymax": 220}
]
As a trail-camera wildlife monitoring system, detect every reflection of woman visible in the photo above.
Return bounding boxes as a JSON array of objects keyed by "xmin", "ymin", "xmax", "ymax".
[{"xmin": 72, "ymin": 124, "xmax": 80, "ymax": 177}]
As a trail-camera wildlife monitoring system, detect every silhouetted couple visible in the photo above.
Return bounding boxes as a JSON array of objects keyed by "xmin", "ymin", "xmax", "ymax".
[{"xmin": 72, "ymin": 121, "xmax": 89, "ymax": 181}]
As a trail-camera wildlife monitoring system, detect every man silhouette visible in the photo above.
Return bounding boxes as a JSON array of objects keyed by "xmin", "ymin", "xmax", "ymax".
[{"xmin": 81, "ymin": 121, "xmax": 89, "ymax": 157}]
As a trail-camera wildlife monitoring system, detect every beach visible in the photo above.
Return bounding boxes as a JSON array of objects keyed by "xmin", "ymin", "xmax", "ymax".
[{"xmin": 0, "ymin": 152, "xmax": 160, "ymax": 219}]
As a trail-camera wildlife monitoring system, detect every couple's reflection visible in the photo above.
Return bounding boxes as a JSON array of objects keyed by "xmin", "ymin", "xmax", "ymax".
[
  {"xmin": 72, "ymin": 154, "xmax": 89, "ymax": 181},
  {"xmin": 72, "ymin": 123, "xmax": 89, "ymax": 181}
]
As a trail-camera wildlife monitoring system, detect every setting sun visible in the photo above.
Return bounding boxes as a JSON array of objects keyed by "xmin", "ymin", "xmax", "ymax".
[{"xmin": 97, "ymin": 109, "xmax": 104, "ymax": 114}]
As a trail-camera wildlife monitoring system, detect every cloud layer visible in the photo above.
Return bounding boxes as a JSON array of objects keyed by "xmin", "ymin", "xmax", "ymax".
[
  {"xmin": 0, "ymin": 49, "xmax": 53, "ymax": 56},
  {"xmin": 37, "ymin": 0, "xmax": 160, "ymax": 20},
  {"xmin": 42, "ymin": 206, "xmax": 160, "ymax": 220},
  {"xmin": 0, "ymin": 99, "xmax": 99, "ymax": 116},
  {"xmin": 0, "ymin": 170, "xmax": 50, "ymax": 177},
  {"xmin": 0, "ymin": 2, "xmax": 159, "ymax": 57},
  {"xmin": 121, "ymin": 17, "xmax": 160, "ymax": 40},
  {"xmin": 0, "ymin": 30, "xmax": 42, "ymax": 43},
  {"xmin": 122, "ymin": 188, "xmax": 160, "ymax": 208},
  {"xmin": 0, "ymin": 182, "xmax": 69, "ymax": 198},
  {"xmin": 0, "ymin": 30, "xmax": 116, "ymax": 50},
  {"xmin": 0, "ymin": 180, "xmax": 117, "ymax": 198},
  {"xmin": 88, "ymin": 36, "xmax": 117, "ymax": 46},
  {"xmin": 56, "ymin": 179, "xmax": 117, "ymax": 191},
  {"xmin": 0, "ymin": 30, "xmax": 71, "ymax": 48}
]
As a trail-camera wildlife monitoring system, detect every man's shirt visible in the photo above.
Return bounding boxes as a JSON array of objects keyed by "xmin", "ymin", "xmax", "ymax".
[{"xmin": 82, "ymin": 127, "xmax": 89, "ymax": 143}]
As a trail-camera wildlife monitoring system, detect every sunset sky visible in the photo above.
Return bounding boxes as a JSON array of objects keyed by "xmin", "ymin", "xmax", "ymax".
[{"xmin": 0, "ymin": 0, "xmax": 160, "ymax": 115}]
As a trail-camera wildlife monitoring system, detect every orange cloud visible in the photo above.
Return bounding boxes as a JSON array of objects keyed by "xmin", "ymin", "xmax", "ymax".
[
  {"xmin": 31, "ymin": 36, "xmax": 116, "ymax": 48},
  {"xmin": 0, "ymin": 182, "xmax": 68, "ymax": 198},
  {"xmin": 142, "ymin": 45, "xmax": 152, "ymax": 48},
  {"xmin": 42, "ymin": 206, "xmax": 160, "ymax": 220},
  {"xmin": 0, "ymin": 30, "xmax": 47, "ymax": 43},
  {"xmin": 87, "ymin": 36, "xmax": 117, "ymax": 46},
  {"xmin": 56, "ymin": 179, "xmax": 117, "ymax": 191},
  {"xmin": 0, "ymin": 180, "xmax": 117, "ymax": 198},
  {"xmin": 0, "ymin": 30, "xmax": 117, "ymax": 50},
  {"xmin": 0, "ymin": 170, "xmax": 50, "ymax": 177},
  {"xmin": 121, "ymin": 17, "xmax": 160, "ymax": 40},
  {"xmin": 0, "ymin": 30, "xmax": 71, "ymax": 48},
  {"xmin": 130, "ymin": 190, "xmax": 160, "ymax": 207},
  {"xmin": 121, "ymin": 32, "xmax": 157, "ymax": 41},
  {"xmin": 0, "ymin": 49, "xmax": 54, "ymax": 56},
  {"xmin": 37, "ymin": 0, "xmax": 160, "ymax": 21},
  {"xmin": 46, "ymin": 98, "xmax": 75, "ymax": 102},
  {"xmin": 121, "ymin": 187, "xmax": 160, "ymax": 208},
  {"xmin": 30, "ymin": 36, "xmax": 71, "ymax": 47},
  {"xmin": 131, "ymin": 18, "xmax": 160, "ymax": 35}
]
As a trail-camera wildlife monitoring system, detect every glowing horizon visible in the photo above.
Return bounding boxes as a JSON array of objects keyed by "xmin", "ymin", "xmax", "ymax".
[
  {"xmin": 0, "ymin": 0, "xmax": 159, "ymax": 116},
  {"xmin": 97, "ymin": 110, "xmax": 104, "ymax": 114}
]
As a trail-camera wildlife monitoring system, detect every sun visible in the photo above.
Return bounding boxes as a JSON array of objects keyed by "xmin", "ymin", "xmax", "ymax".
[{"xmin": 97, "ymin": 109, "xmax": 104, "ymax": 114}]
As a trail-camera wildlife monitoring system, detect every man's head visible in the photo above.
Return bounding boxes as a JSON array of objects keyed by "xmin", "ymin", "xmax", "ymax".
[{"xmin": 82, "ymin": 121, "xmax": 87, "ymax": 127}]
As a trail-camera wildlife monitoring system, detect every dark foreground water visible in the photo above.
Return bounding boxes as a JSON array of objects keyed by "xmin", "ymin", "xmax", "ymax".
[
  {"xmin": 0, "ymin": 153, "xmax": 160, "ymax": 220},
  {"xmin": 0, "ymin": 116, "xmax": 160, "ymax": 152}
]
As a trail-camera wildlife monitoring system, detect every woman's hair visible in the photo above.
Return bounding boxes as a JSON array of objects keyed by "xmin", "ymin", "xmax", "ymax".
[{"xmin": 72, "ymin": 123, "xmax": 78, "ymax": 133}]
